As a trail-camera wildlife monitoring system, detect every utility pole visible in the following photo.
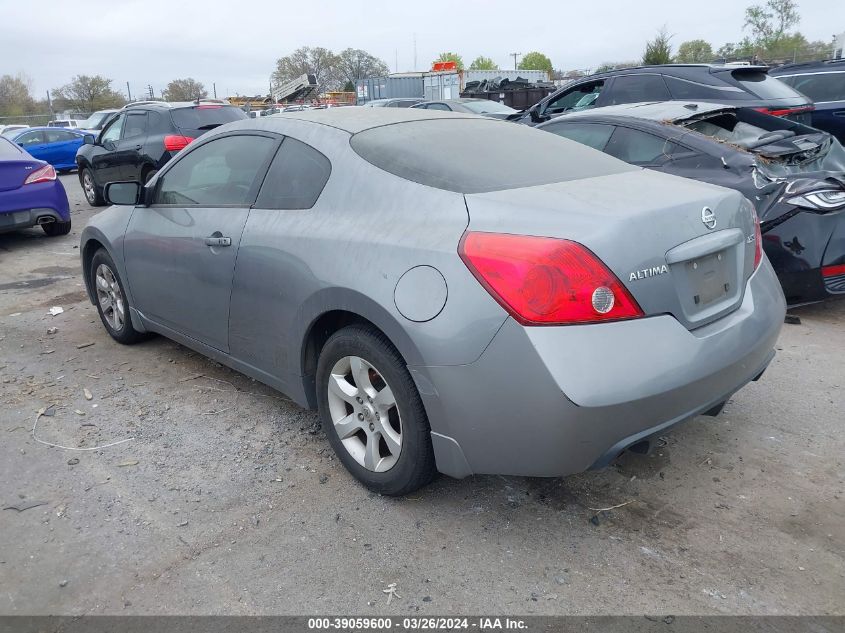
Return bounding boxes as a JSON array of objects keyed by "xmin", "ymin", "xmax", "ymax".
[
  {"xmin": 148, "ymin": 84, "xmax": 154, "ymax": 100},
  {"xmin": 413, "ymin": 33, "xmax": 417, "ymax": 71},
  {"xmin": 126, "ymin": 82, "xmax": 132, "ymax": 101},
  {"xmin": 46, "ymin": 91, "xmax": 54, "ymax": 117},
  {"xmin": 395, "ymin": 49, "xmax": 399, "ymax": 73},
  {"xmin": 213, "ymin": 82, "xmax": 217, "ymax": 98},
  {"xmin": 510, "ymin": 52, "xmax": 522, "ymax": 70}
]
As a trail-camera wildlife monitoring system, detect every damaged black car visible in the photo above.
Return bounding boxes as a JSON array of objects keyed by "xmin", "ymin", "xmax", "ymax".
[{"xmin": 538, "ymin": 101, "xmax": 845, "ymax": 305}]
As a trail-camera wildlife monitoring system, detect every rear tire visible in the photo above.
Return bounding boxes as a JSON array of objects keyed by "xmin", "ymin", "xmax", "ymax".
[
  {"xmin": 42, "ymin": 220, "xmax": 71, "ymax": 236},
  {"xmin": 81, "ymin": 167, "xmax": 104, "ymax": 206},
  {"xmin": 316, "ymin": 324, "xmax": 436, "ymax": 496},
  {"xmin": 89, "ymin": 249, "xmax": 147, "ymax": 345}
]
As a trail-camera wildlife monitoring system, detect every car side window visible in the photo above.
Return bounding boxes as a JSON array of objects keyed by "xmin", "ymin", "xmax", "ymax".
[
  {"xmin": 153, "ymin": 135, "xmax": 276, "ymax": 206},
  {"xmin": 542, "ymin": 122, "xmax": 615, "ymax": 151},
  {"xmin": 122, "ymin": 112, "xmax": 148, "ymax": 140},
  {"xmin": 545, "ymin": 81, "xmax": 605, "ymax": 114},
  {"xmin": 427, "ymin": 103, "xmax": 451, "ymax": 111},
  {"xmin": 17, "ymin": 131, "xmax": 44, "ymax": 146},
  {"xmin": 789, "ymin": 73, "xmax": 845, "ymax": 102},
  {"xmin": 45, "ymin": 130, "xmax": 75, "ymax": 143},
  {"xmin": 254, "ymin": 137, "xmax": 331, "ymax": 210},
  {"xmin": 100, "ymin": 114, "xmax": 125, "ymax": 143},
  {"xmin": 603, "ymin": 126, "xmax": 681, "ymax": 165},
  {"xmin": 664, "ymin": 76, "xmax": 747, "ymax": 101},
  {"xmin": 607, "ymin": 74, "xmax": 671, "ymax": 105}
]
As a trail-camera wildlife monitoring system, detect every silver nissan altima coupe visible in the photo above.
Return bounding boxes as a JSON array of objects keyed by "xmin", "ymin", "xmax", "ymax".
[{"xmin": 80, "ymin": 108, "xmax": 785, "ymax": 495}]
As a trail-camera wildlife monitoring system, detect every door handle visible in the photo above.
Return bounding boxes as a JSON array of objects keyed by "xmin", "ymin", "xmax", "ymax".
[{"xmin": 204, "ymin": 236, "xmax": 232, "ymax": 247}]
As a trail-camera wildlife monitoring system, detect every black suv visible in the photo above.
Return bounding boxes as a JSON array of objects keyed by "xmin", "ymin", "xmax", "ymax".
[
  {"xmin": 512, "ymin": 64, "xmax": 814, "ymax": 126},
  {"xmin": 769, "ymin": 59, "xmax": 845, "ymax": 143},
  {"xmin": 76, "ymin": 100, "xmax": 248, "ymax": 206}
]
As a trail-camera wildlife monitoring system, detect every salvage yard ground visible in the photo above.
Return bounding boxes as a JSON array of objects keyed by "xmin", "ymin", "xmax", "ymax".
[{"xmin": 0, "ymin": 175, "xmax": 843, "ymax": 615}]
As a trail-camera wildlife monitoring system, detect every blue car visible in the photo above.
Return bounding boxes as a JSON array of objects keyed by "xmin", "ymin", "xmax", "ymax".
[
  {"xmin": 0, "ymin": 137, "xmax": 71, "ymax": 236},
  {"xmin": 4, "ymin": 126, "xmax": 86, "ymax": 172},
  {"xmin": 770, "ymin": 59, "xmax": 845, "ymax": 143}
]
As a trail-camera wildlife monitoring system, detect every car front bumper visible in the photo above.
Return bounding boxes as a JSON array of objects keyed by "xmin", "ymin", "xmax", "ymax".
[
  {"xmin": 414, "ymin": 259, "xmax": 786, "ymax": 479},
  {"xmin": 0, "ymin": 180, "xmax": 70, "ymax": 233}
]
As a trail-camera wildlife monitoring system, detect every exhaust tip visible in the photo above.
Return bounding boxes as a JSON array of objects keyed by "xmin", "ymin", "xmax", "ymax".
[{"xmin": 36, "ymin": 216, "xmax": 55, "ymax": 225}]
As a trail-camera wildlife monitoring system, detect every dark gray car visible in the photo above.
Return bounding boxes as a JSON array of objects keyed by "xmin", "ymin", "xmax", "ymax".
[{"xmin": 80, "ymin": 108, "xmax": 785, "ymax": 494}]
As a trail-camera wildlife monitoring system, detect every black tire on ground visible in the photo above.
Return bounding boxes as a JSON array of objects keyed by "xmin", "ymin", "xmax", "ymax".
[
  {"xmin": 80, "ymin": 167, "xmax": 105, "ymax": 206},
  {"xmin": 89, "ymin": 248, "xmax": 147, "ymax": 345},
  {"xmin": 42, "ymin": 220, "xmax": 71, "ymax": 236},
  {"xmin": 316, "ymin": 324, "xmax": 437, "ymax": 496}
]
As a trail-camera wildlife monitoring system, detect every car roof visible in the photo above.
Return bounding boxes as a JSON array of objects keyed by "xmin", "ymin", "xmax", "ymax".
[
  {"xmin": 552, "ymin": 101, "xmax": 734, "ymax": 123},
  {"xmin": 581, "ymin": 63, "xmax": 769, "ymax": 80},
  {"xmin": 769, "ymin": 58, "xmax": 845, "ymax": 75},
  {"xmin": 11, "ymin": 126, "xmax": 85, "ymax": 134},
  {"xmin": 242, "ymin": 107, "xmax": 482, "ymax": 134},
  {"xmin": 123, "ymin": 100, "xmax": 234, "ymax": 111}
]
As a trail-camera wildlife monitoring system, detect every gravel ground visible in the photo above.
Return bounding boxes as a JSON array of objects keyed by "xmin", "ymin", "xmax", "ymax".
[{"xmin": 0, "ymin": 174, "xmax": 843, "ymax": 616}]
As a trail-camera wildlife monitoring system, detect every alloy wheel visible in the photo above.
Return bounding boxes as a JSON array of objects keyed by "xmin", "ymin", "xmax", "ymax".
[
  {"xmin": 95, "ymin": 264, "xmax": 125, "ymax": 331},
  {"xmin": 326, "ymin": 355, "xmax": 402, "ymax": 472},
  {"xmin": 83, "ymin": 171, "xmax": 96, "ymax": 205}
]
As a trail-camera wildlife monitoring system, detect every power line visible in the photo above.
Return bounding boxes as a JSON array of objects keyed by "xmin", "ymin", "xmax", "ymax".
[{"xmin": 510, "ymin": 52, "xmax": 522, "ymax": 70}]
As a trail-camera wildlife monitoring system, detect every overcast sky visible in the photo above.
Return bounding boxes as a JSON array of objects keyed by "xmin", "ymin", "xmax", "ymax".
[{"xmin": 2, "ymin": 0, "xmax": 842, "ymax": 99}]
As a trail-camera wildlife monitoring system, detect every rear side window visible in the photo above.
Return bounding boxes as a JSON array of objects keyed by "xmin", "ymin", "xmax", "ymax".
[
  {"xmin": 170, "ymin": 105, "xmax": 247, "ymax": 130},
  {"xmin": 0, "ymin": 137, "xmax": 22, "ymax": 158},
  {"xmin": 607, "ymin": 74, "xmax": 671, "ymax": 105},
  {"xmin": 255, "ymin": 137, "xmax": 331, "ymax": 209},
  {"xmin": 665, "ymin": 76, "xmax": 748, "ymax": 101},
  {"xmin": 730, "ymin": 71, "xmax": 803, "ymax": 99},
  {"xmin": 350, "ymin": 118, "xmax": 633, "ymax": 194},
  {"xmin": 542, "ymin": 122, "xmax": 614, "ymax": 151},
  {"xmin": 122, "ymin": 112, "xmax": 148, "ymax": 139},
  {"xmin": 16, "ymin": 131, "xmax": 44, "ymax": 146},
  {"xmin": 603, "ymin": 127, "xmax": 682, "ymax": 165},
  {"xmin": 154, "ymin": 135, "xmax": 276, "ymax": 206},
  {"xmin": 44, "ymin": 130, "xmax": 77, "ymax": 143},
  {"xmin": 786, "ymin": 72, "xmax": 845, "ymax": 102}
]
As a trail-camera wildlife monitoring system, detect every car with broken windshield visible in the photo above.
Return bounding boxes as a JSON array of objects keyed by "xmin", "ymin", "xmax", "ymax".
[
  {"xmin": 538, "ymin": 101, "xmax": 845, "ymax": 305},
  {"xmin": 80, "ymin": 108, "xmax": 784, "ymax": 495}
]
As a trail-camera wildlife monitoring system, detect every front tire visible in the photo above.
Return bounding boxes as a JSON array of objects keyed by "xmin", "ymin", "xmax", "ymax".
[
  {"xmin": 89, "ymin": 249, "xmax": 146, "ymax": 345},
  {"xmin": 81, "ymin": 167, "xmax": 104, "ymax": 206},
  {"xmin": 42, "ymin": 220, "xmax": 71, "ymax": 236},
  {"xmin": 316, "ymin": 324, "xmax": 436, "ymax": 495}
]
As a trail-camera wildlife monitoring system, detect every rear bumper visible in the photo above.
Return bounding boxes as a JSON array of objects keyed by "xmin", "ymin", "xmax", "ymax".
[
  {"xmin": 414, "ymin": 260, "xmax": 786, "ymax": 479},
  {"xmin": 0, "ymin": 180, "xmax": 70, "ymax": 233}
]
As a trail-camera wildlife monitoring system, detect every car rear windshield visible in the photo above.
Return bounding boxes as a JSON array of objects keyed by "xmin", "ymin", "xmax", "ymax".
[
  {"xmin": 730, "ymin": 71, "xmax": 803, "ymax": 100},
  {"xmin": 0, "ymin": 137, "xmax": 23, "ymax": 158},
  {"xmin": 349, "ymin": 118, "xmax": 634, "ymax": 194},
  {"xmin": 171, "ymin": 105, "xmax": 248, "ymax": 130},
  {"xmin": 461, "ymin": 100, "xmax": 515, "ymax": 114}
]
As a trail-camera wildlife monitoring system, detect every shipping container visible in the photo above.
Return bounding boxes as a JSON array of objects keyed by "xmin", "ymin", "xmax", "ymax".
[{"xmin": 355, "ymin": 74, "xmax": 424, "ymax": 104}]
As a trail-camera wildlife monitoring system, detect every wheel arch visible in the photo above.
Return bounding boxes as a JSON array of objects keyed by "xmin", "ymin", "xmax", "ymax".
[{"xmin": 81, "ymin": 236, "xmax": 107, "ymax": 304}]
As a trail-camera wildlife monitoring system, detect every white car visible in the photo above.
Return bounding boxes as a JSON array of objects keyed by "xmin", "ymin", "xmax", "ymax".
[
  {"xmin": 0, "ymin": 124, "xmax": 30, "ymax": 136},
  {"xmin": 47, "ymin": 119, "xmax": 85, "ymax": 129}
]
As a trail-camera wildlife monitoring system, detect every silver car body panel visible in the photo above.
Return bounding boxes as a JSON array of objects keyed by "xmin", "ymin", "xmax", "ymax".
[{"xmin": 81, "ymin": 109, "xmax": 785, "ymax": 479}]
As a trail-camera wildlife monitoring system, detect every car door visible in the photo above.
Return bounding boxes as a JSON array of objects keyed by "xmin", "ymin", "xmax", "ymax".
[
  {"xmin": 15, "ymin": 130, "xmax": 47, "ymax": 161},
  {"xmin": 43, "ymin": 129, "xmax": 82, "ymax": 168},
  {"xmin": 113, "ymin": 110, "xmax": 148, "ymax": 180},
  {"xmin": 604, "ymin": 73, "xmax": 672, "ymax": 105},
  {"xmin": 541, "ymin": 80, "xmax": 608, "ymax": 118},
  {"xmin": 123, "ymin": 132, "xmax": 278, "ymax": 352},
  {"xmin": 91, "ymin": 113, "xmax": 125, "ymax": 186}
]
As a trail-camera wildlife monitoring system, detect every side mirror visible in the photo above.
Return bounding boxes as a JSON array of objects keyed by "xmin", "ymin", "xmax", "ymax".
[
  {"xmin": 104, "ymin": 181, "xmax": 141, "ymax": 206},
  {"xmin": 83, "ymin": 134, "xmax": 95, "ymax": 145},
  {"xmin": 529, "ymin": 107, "xmax": 543, "ymax": 123}
]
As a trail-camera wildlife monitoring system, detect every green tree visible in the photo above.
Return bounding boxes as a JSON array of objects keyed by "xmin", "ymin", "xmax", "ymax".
[
  {"xmin": 643, "ymin": 27, "xmax": 674, "ymax": 65},
  {"xmin": 744, "ymin": 0, "xmax": 800, "ymax": 49},
  {"xmin": 0, "ymin": 73, "xmax": 36, "ymax": 116},
  {"xmin": 272, "ymin": 47, "xmax": 341, "ymax": 95},
  {"xmin": 469, "ymin": 56, "xmax": 497, "ymax": 71},
  {"xmin": 434, "ymin": 52, "xmax": 464, "ymax": 70},
  {"xmin": 518, "ymin": 51, "xmax": 553, "ymax": 74},
  {"xmin": 675, "ymin": 39, "xmax": 714, "ymax": 63},
  {"xmin": 162, "ymin": 78, "xmax": 207, "ymax": 101},
  {"xmin": 336, "ymin": 48, "xmax": 389, "ymax": 87},
  {"xmin": 594, "ymin": 61, "xmax": 639, "ymax": 73},
  {"xmin": 51, "ymin": 75, "xmax": 125, "ymax": 112}
]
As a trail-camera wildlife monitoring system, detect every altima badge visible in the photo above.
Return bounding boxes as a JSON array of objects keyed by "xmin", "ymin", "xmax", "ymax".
[
  {"xmin": 701, "ymin": 207, "xmax": 717, "ymax": 230},
  {"xmin": 629, "ymin": 265, "xmax": 669, "ymax": 282}
]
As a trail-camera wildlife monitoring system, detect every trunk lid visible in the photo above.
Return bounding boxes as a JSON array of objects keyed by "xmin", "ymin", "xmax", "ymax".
[
  {"xmin": 464, "ymin": 169, "xmax": 758, "ymax": 330},
  {"xmin": 0, "ymin": 158, "xmax": 42, "ymax": 193}
]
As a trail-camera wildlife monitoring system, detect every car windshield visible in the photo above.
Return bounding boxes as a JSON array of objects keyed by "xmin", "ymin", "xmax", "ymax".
[
  {"xmin": 79, "ymin": 111, "xmax": 114, "ymax": 130},
  {"xmin": 350, "ymin": 118, "xmax": 633, "ymax": 194},
  {"xmin": 1, "ymin": 127, "xmax": 25, "ymax": 137},
  {"xmin": 170, "ymin": 105, "xmax": 248, "ymax": 130},
  {"xmin": 460, "ymin": 100, "xmax": 516, "ymax": 114}
]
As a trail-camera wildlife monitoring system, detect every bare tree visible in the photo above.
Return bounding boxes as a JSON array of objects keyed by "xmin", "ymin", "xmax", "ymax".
[
  {"xmin": 336, "ymin": 49, "xmax": 389, "ymax": 88},
  {"xmin": 0, "ymin": 73, "xmax": 36, "ymax": 116},
  {"xmin": 52, "ymin": 75, "xmax": 125, "ymax": 112},
  {"xmin": 162, "ymin": 78, "xmax": 208, "ymax": 102},
  {"xmin": 272, "ymin": 47, "xmax": 341, "ymax": 95}
]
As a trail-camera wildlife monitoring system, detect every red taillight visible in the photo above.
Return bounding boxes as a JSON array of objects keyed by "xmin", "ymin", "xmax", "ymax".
[
  {"xmin": 23, "ymin": 164, "xmax": 56, "ymax": 185},
  {"xmin": 459, "ymin": 232, "xmax": 644, "ymax": 325},
  {"xmin": 822, "ymin": 264, "xmax": 845, "ymax": 278},
  {"xmin": 163, "ymin": 135, "xmax": 194, "ymax": 152},
  {"xmin": 753, "ymin": 213, "xmax": 763, "ymax": 269},
  {"xmin": 753, "ymin": 105, "xmax": 814, "ymax": 117}
]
